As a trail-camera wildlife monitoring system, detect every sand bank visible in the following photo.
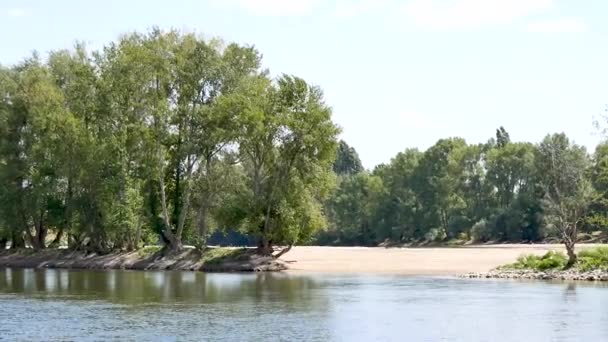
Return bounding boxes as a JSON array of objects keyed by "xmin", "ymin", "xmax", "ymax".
[{"xmin": 282, "ymin": 245, "xmax": 605, "ymax": 275}]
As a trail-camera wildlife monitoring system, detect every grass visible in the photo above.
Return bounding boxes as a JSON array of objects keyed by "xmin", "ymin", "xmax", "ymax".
[
  {"xmin": 500, "ymin": 247, "xmax": 608, "ymax": 272},
  {"xmin": 200, "ymin": 247, "xmax": 250, "ymax": 265},
  {"xmin": 137, "ymin": 245, "xmax": 163, "ymax": 258},
  {"xmin": 578, "ymin": 247, "xmax": 608, "ymax": 272},
  {"xmin": 500, "ymin": 251, "xmax": 568, "ymax": 271}
]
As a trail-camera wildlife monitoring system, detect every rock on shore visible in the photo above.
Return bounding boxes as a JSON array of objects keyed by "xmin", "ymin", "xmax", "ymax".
[{"xmin": 462, "ymin": 269, "xmax": 608, "ymax": 281}]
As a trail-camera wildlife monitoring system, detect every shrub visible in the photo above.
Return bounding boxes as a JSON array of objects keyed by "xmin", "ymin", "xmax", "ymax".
[
  {"xmin": 577, "ymin": 247, "xmax": 608, "ymax": 271},
  {"xmin": 503, "ymin": 251, "xmax": 567, "ymax": 271},
  {"xmin": 424, "ymin": 228, "xmax": 446, "ymax": 242},
  {"xmin": 471, "ymin": 219, "xmax": 492, "ymax": 242}
]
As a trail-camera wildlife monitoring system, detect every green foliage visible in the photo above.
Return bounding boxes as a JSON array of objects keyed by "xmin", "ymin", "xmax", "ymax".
[
  {"xmin": 215, "ymin": 74, "xmax": 339, "ymax": 253},
  {"xmin": 333, "ymin": 140, "xmax": 364, "ymax": 176},
  {"xmin": 201, "ymin": 247, "xmax": 248, "ymax": 265},
  {"xmin": 320, "ymin": 127, "xmax": 601, "ymax": 249},
  {"xmin": 501, "ymin": 248, "xmax": 608, "ymax": 272},
  {"xmin": 323, "ymin": 173, "xmax": 384, "ymax": 245},
  {"xmin": 578, "ymin": 247, "xmax": 608, "ymax": 271},
  {"xmin": 0, "ymin": 28, "xmax": 337, "ymax": 254},
  {"xmin": 504, "ymin": 251, "xmax": 568, "ymax": 271},
  {"xmin": 137, "ymin": 245, "xmax": 163, "ymax": 258}
]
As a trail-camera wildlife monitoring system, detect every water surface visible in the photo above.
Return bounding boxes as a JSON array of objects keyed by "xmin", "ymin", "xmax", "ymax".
[{"xmin": 0, "ymin": 268, "xmax": 607, "ymax": 341}]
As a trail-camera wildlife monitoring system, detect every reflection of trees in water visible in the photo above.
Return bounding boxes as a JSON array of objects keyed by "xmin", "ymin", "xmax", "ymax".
[
  {"xmin": 562, "ymin": 282, "xmax": 577, "ymax": 303},
  {"xmin": 0, "ymin": 269, "xmax": 327, "ymax": 311}
]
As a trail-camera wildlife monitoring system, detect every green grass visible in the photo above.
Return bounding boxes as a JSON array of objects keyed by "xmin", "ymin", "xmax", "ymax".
[
  {"xmin": 500, "ymin": 251, "xmax": 568, "ymax": 271},
  {"xmin": 578, "ymin": 247, "xmax": 608, "ymax": 272},
  {"xmin": 500, "ymin": 247, "xmax": 608, "ymax": 272},
  {"xmin": 137, "ymin": 245, "xmax": 163, "ymax": 258},
  {"xmin": 200, "ymin": 247, "xmax": 249, "ymax": 265}
]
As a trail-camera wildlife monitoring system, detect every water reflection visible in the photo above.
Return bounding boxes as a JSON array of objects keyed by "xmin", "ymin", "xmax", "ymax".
[
  {"xmin": 1, "ymin": 270, "xmax": 608, "ymax": 341},
  {"xmin": 0, "ymin": 268, "xmax": 323, "ymax": 305},
  {"xmin": 563, "ymin": 283, "xmax": 577, "ymax": 302}
]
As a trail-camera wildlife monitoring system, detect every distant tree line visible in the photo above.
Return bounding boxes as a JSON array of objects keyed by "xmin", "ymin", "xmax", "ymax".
[
  {"xmin": 0, "ymin": 28, "xmax": 339, "ymax": 255},
  {"xmin": 321, "ymin": 129, "xmax": 605, "ymax": 264}
]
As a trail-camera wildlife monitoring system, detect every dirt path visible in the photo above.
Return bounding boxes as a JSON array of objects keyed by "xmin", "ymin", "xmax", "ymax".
[{"xmin": 282, "ymin": 244, "xmax": 605, "ymax": 275}]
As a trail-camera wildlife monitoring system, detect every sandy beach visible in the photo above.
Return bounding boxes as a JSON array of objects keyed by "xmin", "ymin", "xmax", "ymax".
[{"xmin": 282, "ymin": 244, "xmax": 605, "ymax": 275}]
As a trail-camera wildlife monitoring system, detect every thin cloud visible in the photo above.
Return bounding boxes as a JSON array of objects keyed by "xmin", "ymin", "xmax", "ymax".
[
  {"xmin": 400, "ymin": 0, "xmax": 554, "ymax": 30},
  {"xmin": 334, "ymin": 0, "xmax": 393, "ymax": 18},
  {"xmin": 398, "ymin": 111, "xmax": 431, "ymax": 129},
  {"xmin": 526, "ymin": 18, "xmax": 587, "ymax": 33},
  {"xmin": 213, "ymin": 0, "xmax": 321, "ymax": 16},
  {"xmin": 6, "ymin": 8, "xmax": 26, "ymax": 17}
]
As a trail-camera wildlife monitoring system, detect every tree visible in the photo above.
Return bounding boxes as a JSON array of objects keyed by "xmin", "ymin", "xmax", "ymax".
[
  {"xmin": 413, "ymin": 138, "xmax": 468, "ymax": 238},
  {"xmin": 325, "ymin": 173, "xmax": 384, "ymax": 245},
  {"xmin": 587, "ymin": 142, "xmax": 608, "ymax": 234},
  {"xmin": 372, "ymin": 149, "xmax": 423, "ymax": 242},
  {"xmin": 536, "ymin": 133, "xmax": 593, "ymax": 266},
  {"xmin": 1, "ymin": 29, "xmax": 340, "ymax": 253},
  {"xmin": 496, "ymin": 126, "xmax": 511, "ymax": 148},
  {"xmin": 218, "ymin": 75, "xmax": 339, "ymax": 256},
  {"xmin": 333, "ymin": 140, "xmax": 363, "ymax": 175},
  {"xmin": 0, "ymin": 57, "xmax": 74, "ymax": 250}
]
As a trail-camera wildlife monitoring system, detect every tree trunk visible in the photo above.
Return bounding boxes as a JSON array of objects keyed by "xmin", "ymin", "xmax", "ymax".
[
  {"xmin": 0, "ymin": 238, "xmax": 7, "ymax": 250},
  {"xmin": 274, "ymin": 244, "xmax": 292, "ymax": 259},
  {"xmin": 257, "ymin": 237, "xmax": 274, "ymax": 256},
  {"xmin": 565, "ymin": 240, "xmax": 577, "ymax": 268},
  {"xmin": 562, "ymin": 221, "xmax": 578, "ymax": 268},
  {"xmin": 10, "ymin": 231, "xmax": 25, "ymax": 249},
  {"xmin": 50, "ymin": 176, "xmax": 72, "ymax": 249},
  {"xmin": 49, "ymin": 227, "xmax": 64, "ymax": 248},
  {"xmin": 197, "ymin": 204, "xmax": 208, "ymax": 249},
  {"xmin": 35, "ymin": 213, "xmax": 47, "ymax": 250},
  {"xmin": 36, "ymin": 226, "xmax": 47, "ymax": 250},
  {"xmin": 133, "ymin": 218, "xmax": 142, "ymax": 251}
]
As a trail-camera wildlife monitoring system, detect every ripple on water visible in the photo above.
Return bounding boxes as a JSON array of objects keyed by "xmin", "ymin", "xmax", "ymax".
[{"xmin": 0, "ymin": 269, "xmax": 607, "ymax": 341}]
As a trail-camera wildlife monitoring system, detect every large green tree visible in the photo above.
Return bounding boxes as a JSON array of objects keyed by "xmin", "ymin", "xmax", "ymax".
[{"xmin": 217, "ymin": 75, "xmax": 339, "ymax": 255}]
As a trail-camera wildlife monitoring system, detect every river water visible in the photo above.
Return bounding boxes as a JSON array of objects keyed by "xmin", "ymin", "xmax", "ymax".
[{"xmin": 0, "ymin": 268, "xmax": 607, "ymax": 341}]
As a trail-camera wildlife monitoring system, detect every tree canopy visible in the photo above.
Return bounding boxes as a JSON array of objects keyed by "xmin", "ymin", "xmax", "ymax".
[
  {"xmin": 1, "ymin": 29, "xmax": 606, "ymax": 258},
  {"xmin": 0, "ymin": 29, "xmax": 339, "ymax": 255}
]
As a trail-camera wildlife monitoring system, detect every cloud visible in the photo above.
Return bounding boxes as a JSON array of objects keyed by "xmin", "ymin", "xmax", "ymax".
[
  {"xmin": 214, "ymin": 0, "xmax": 321, "ymax": 16},
  {"xmin": 400, "ymin": 0, "xmax": 554, "ymax": 30},
  {"xmin": 525, "ymin": 18, "xmax": 587, "ymax": 33},
  {"xmin": 334, "ymin": 0, "xmax": 393, "ymax": 17},
  {"xmin": 6, "ymin": 8, "xmax": 26, "ymax": 17}
]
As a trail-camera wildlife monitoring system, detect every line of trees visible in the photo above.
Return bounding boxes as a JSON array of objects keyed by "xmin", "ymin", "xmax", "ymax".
[
  {"xmin": 0, "ymin": 29, "xmax": 339, "ymax": 255},
  {"xmin": 322, "ymin": 129, "xmax": 607, "ymax": 265},
  {"xmin": 1, "ymin": 29, "xmax": 606, "ymax": 264}
]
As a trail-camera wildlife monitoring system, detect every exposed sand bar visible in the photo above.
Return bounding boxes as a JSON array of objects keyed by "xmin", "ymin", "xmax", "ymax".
[{"xmin": 282, "ymin": 245, "xmax": 606, "ymax": 275}]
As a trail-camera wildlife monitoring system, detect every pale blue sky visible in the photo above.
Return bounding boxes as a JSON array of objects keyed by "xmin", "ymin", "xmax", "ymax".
[{"xmin": 1, "ymin": 0, "xmax": 607, "ymax": 168}]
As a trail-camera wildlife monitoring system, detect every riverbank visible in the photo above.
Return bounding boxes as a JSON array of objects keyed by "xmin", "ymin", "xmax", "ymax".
[
  {"xmin": 462, "ymin": 269, "xmax": 608, "ymax": 281},
  {"xmin": 0, "ymin": 248, "xmax": 285, "ymax": 272},
  {"xmin": 282, "ymin": 244, "xmax": 606, "ymax": 275},
  {"xmin": 2, "ymin": 244, "xmax": 606, "ymax": 275}
]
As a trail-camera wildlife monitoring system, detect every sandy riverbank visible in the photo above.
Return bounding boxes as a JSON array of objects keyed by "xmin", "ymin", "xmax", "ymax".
[
  {"xmin": 1, "ymin": 244, "xmax": 605, "ymax": 275},
  {"xmin": 281, "ymin": 244, "xmax": 606, "ymax": 275}
]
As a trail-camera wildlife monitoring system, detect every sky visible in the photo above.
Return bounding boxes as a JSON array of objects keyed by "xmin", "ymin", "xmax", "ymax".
[{"xmin": 1, "ymin": 0, "xmax": 608, "ymax": 168}]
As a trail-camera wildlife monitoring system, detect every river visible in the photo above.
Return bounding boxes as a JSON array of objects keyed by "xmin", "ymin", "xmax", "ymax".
[{"xmin": 0, "ymin": 268, "xmax": 607, "ymax": 341}]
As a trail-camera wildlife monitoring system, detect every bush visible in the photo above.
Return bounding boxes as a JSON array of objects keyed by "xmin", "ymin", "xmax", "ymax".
[
  {"xmin": 471, "ymin": 219, "xmax": 492, "ymax": 242},
  {"xmin": 577, "ymin": 247, "xmax": 608, "ymax": 271},
  {"xmin": 424, "ymin": 228, "xmax": 446, "ymax": 242},
  {"xmin": 503, "ymin": 251, "xmax": 567, "ymax": 271}
]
